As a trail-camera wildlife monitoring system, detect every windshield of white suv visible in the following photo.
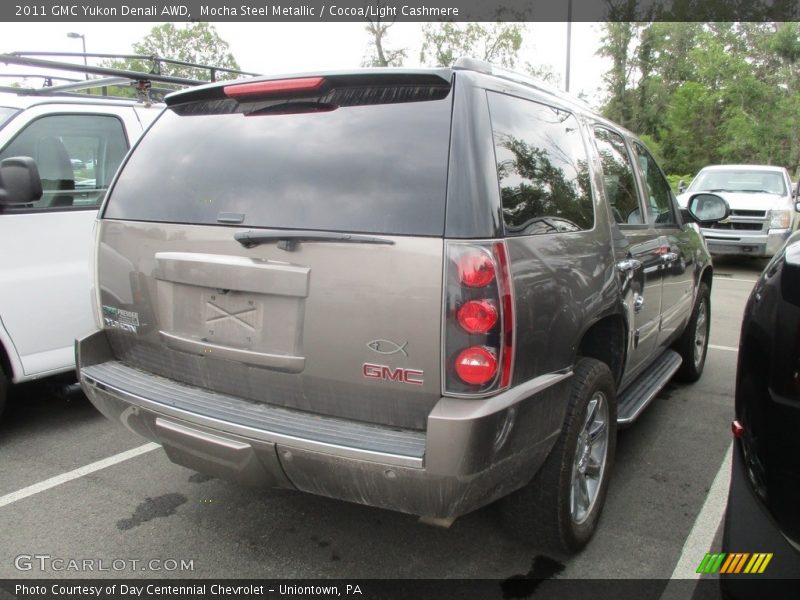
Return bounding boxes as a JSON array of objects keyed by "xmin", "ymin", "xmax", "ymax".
[
  {"xmin": 688, "ymin": 169, "xmax": 787, "ymax": 195},
  {"xmin": 0, "ymin": 106, "xmax": 18, "ymax": 130}
]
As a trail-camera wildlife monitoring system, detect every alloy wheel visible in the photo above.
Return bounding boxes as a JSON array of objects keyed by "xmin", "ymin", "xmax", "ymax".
[{"xmin": 570, "ymin": 391, "xmax": 609, "ymax": 525}]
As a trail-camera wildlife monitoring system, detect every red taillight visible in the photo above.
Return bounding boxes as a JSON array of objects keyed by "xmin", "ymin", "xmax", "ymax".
[
  {"xmin": 223, "ymin": 77, "xmax": 326, "ymax": 99},
  {"xmin": 444, "ymin": 241, "xmax": 515, "ymax": 395},
  {"xmin": 732, "ymin": 420, "xmax": 745, "ymax": 438},
  {"xmin": 455, "ymin": 347, "xmax": 498, "ymax": 385},
  {"xmin": 494, "ymin": 241, "xmax": 514, "ymax": 389},
  {"xmin": 457, "ymin": 300, "xmax": 498, "ymax": 334},
  {"xmin": 458, "ymin": 251, "xmax": 496, "ymax": 288}
]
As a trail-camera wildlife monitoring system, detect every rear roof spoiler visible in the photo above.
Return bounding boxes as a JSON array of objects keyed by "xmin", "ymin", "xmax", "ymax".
[{"xmin": 164, "ymin": 68, "xmax": 453, "ymax": 106}]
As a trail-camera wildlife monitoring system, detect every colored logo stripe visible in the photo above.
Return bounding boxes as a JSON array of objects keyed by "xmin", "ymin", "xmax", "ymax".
[
  {"xmin": 745, "ymin": 553, "xmax": 773, "ymax": 574},
  {"xmin": 697, "ymin": 553, "xmax": 725, "ymax": 574},
  {"xmin": 696, "ymin": 553, "xmax": 773, "ymax": 574},
  {"xmin": 722, "ymin": 553, "xmax": 750, "ymax": 574}
]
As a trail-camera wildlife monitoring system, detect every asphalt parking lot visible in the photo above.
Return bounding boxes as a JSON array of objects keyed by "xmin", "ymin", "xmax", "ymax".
[{"xmin": 0, "ymin": 257, "xmax": 769, "ymax": 595}]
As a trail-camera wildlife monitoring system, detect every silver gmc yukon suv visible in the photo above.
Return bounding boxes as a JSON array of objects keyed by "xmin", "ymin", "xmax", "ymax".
[{"xmin": 74, "ymin": 58, "xmax": 729, "ymax": 554}]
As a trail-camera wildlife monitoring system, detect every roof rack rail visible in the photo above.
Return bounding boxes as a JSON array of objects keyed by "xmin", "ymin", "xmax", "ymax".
[
  {"xmin": 452, "ymin": 57, "xmax": 591, "ymax": 110},
  {"xmin": 0, "ymin": 52, "xmax": 260, "ymax": 103},
  {"xmin": 7, "ymin": 51, "xmax": 258, "ymax": 82},
  {"xmin": 0, "ymin": 73, "xmax": 80, "ymax": 84},
  {"xmin": 0, "ymin": 77, "xmax": 185, "ymax": 104}
]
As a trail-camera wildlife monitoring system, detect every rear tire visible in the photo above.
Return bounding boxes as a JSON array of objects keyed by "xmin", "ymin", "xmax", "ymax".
[
  {"xmin": 674, "ymin": 282, "xmax": 710, "ymax": 383},
  {"xmin": 499, "ymin": 358, "xmax": 617, "ymax": 556}
]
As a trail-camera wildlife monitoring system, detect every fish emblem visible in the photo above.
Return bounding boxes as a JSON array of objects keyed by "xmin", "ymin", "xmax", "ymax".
[{"xmin": 367, "ymin": 339, "xmax": 409, "ymax": 357}]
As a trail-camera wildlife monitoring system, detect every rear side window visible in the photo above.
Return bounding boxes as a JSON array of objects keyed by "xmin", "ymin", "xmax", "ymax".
[
  {"xmin": 0, "ymin": 114, "xmax": 128, "ymax": 210},
  {"xmin": 593, "ymin": 127, "xmax": 643, "ymax": 225},
  {"xmin": 632, "ymin": 141, "xmax": 677, "ymax": 226},
  {"xmin": 104, "ymin": 92, "xmax": 453, "ymax": 236},
  {"xmin": 487, "ymin": 91, "xmax": 593, "ymax": 235}
]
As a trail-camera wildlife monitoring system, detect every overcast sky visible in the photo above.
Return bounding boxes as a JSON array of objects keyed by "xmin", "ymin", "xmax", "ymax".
[{"xmin": 1, "ymin": 21, "xmax": 609, "ymax": 107}]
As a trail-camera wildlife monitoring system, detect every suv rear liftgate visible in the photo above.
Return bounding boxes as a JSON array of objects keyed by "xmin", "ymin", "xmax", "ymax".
[{"xmin": 78, "ymin": 71, "xmax": 565, "ymax": 519}]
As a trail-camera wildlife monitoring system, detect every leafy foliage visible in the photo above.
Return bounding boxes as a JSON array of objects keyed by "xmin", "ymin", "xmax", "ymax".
[
  {"xmin": 599, "ymin": 22, "xmax": 800, "ymax": 179},
  {"xmin": 362, "ymin": 2, "xmax": 406, "ymax": 67},
  {"xmin": 104, "ymin": 23, "xmax": 242, "ymax": 83},
  {"xmin": 420, "ymin": 23, "xmax": 524, "ymax": 68}
]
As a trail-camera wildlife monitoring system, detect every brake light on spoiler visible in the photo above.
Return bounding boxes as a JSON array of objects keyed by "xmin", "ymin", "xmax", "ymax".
[{"xmin": 223, "ymin": 77, "xmax": 327, "ymax": 99}]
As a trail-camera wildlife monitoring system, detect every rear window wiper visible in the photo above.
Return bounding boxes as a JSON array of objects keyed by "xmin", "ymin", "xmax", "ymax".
[{"xmin": 234, "ymin": 229, "xmax": 396, "ymax": 251}]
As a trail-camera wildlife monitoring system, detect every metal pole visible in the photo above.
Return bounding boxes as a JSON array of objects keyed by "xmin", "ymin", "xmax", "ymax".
[
  {"xmin": 565, "ymin": 0, "xmax": 572, "ymax": 93},
  {"xmin": 67, "ymin": 32, "xmax": 88, "ymax": 79}
]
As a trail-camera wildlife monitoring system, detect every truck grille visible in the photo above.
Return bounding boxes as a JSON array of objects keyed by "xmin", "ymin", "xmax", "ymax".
[
  {"xmin": 730, "ymin": 209, "xmax": 767, "ymax": 218},
  {"xmin": 709, "ymin": 222, "xmax": 763, "ymax": 231}
]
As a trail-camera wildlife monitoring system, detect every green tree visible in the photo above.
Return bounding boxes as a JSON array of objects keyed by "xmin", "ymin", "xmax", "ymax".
[
  {"xmin": 597, "ymin": 22, "xmax": 637, "ymax": 127},
  {"xmin": 598, "ymin": 21, "xmax": 800, "ymax": 176},
  {"xmin": 105, "ymin": 23, "xmax": 242, "ymax": 82},
  {"xmin": 362, "ymin": 3, "xmax": 407, "ymax": 67},
  {"xmin": 524, "ymin": 62, "xmax": 561, "ymax": 86},
  {"xmin": 420, "ymin": 22, "xmax": 524, "ymax": 68}
]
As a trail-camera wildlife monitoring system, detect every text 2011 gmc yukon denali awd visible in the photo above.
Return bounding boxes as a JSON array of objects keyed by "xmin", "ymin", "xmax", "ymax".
[{"xmin": 71, "ymin": 58, "xmax": 729, "ymax": 554}]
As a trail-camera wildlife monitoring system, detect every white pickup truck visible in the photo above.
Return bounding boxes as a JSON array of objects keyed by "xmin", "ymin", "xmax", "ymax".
[
  {"xmin": 0, "ymin": 52, "xmax": 257, "ymax": 415},
  {"xmin": 677, "ymin": 164, "xmax": 798, "ymax": 258},
  {"xmin": 0, "ymin": 91, "xmax": 161, "ymax": 415}
]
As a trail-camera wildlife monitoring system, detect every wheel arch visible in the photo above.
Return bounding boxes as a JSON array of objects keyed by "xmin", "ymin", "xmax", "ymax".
[
  {"xmin": 577, "ymin": 313, "xmax": 627, "ymax": 388},
  {"xmin": 700, "ymin": 264, "xmax": 713, "ymax": 294},
  {"xmin": 0, "ymin": 317, "xmax": 22, "ymax": 383}
]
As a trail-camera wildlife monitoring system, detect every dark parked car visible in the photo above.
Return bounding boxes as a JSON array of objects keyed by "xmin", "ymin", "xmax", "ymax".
[
  {"xmin": 721, "ymin": 232, "xmax": 800, "ymax": 596},
  {"xmin": 73, "ymin": 57, "xmax": 729, "ymax": 555}
]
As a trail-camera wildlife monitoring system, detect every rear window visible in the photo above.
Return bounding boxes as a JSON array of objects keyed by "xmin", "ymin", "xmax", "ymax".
[{"xmin": 103, "ymin": 90, "xmax": 453, "ymax": 236}]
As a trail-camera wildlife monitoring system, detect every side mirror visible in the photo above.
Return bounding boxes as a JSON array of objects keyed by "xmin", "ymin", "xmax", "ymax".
[
  {"xmin": 0, "ymin": 156, "xmax": 43, "ymax": 206},
  {"xmin": 685, "ymin": 192, "xmax": 730, "ymax": 226}
]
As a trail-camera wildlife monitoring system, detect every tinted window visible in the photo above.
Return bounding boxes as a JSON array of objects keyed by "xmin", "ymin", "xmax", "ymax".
[
  {"xmin": 594, "ymin": 127, "xmax": 643, "ymax": 225},
  {"xmin": 104, "ymin": 95, "xmax": 453, "ymax": 236},
  {"xmin": 488, "ymin": 91, "xmax": 593, "ymax": 235},
  {"xmin": 0, "ymin": 114, "xmax": 128, "ymax": 210},
  {"xmin": 633, "ymin": 142, "xmax": 676, "ymax": 226}
]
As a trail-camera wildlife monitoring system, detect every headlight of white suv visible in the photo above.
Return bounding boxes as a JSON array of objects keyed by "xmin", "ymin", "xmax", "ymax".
[{"xmin": 769, "ymin": 209, "xmax": 792, "ymax": 229}]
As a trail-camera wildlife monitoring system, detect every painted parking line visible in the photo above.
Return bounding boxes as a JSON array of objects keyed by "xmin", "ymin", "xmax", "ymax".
[
  {"xmin": 0, "ymin": 442, "xmax": 159, "ymax": 509},
  {"xmin": 709, "ymin": 344, "xmax": 738, "ymax": 353},
  {"xmin": 659, "ymin": 443, "xmax": 733, "ymax": 598},
  {"xmin": 714, "ymin": 277, "xmax": 758, "ymax": 284}
]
